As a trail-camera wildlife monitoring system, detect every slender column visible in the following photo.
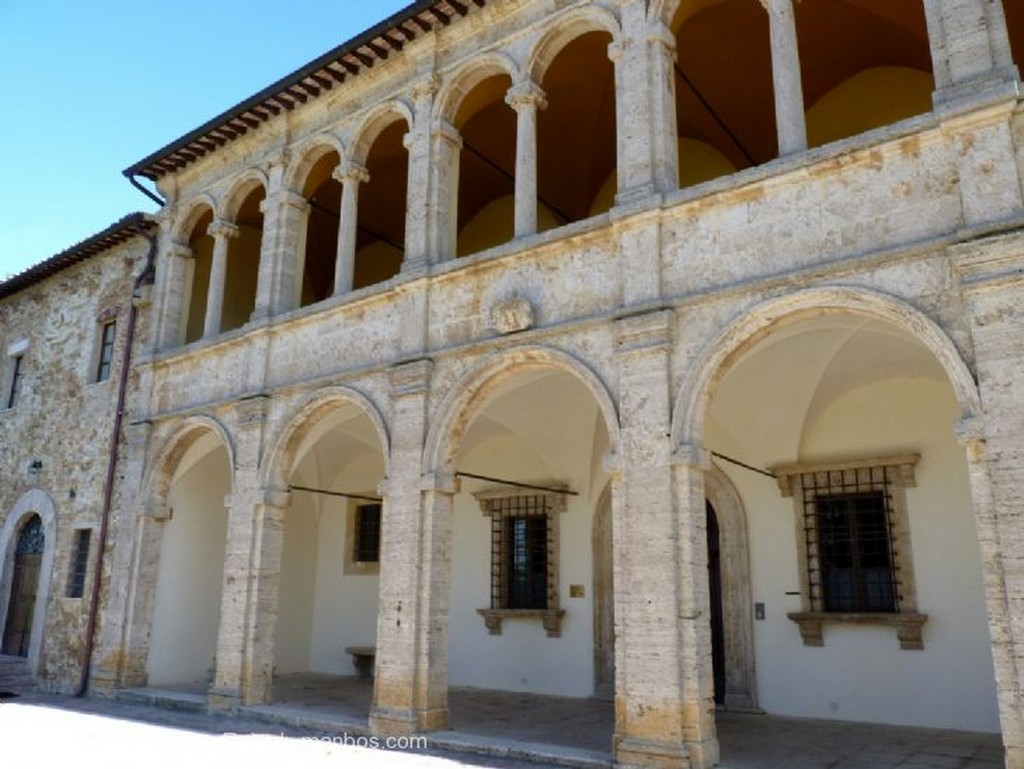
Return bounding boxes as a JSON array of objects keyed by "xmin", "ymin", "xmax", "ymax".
[
  {"xmin": 332, "ymin": 161, "xmax": 370, "ymax": 294},
  {"xmin": 429, "ymin": 120, "xmax": 463, "ymax": 263},
  {"xmin": 371, "ymin": 360, "xmax": 452, "ymax": 734},
  {"xmin": 403, "ymin": 76, "xmax": 439, "ymax": 271},
  {"xmin": 250, "ymin": 152, "xmax": 293, "ymax": 321},
  {"xmin": 760, "ymin": 0, "xmax": 807, "ymax": 155},
  {"xmin": 203, "ymin": 219, "xmax": 239, "ymax": 338},
  {"xmin": 613, "ymin": 309, "xmax": 718, "ymax": 769},
  {"xmin": 505, "ymin": 81, "xmax": 547, "ymax": 238}
]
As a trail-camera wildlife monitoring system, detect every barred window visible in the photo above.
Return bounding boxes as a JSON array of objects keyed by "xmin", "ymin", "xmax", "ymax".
[
  {"xmin": 67, "ymin": 529, "xmax": 92, "ymax": 599},
  {"xmin": 354, "ymin": 503, "xmax": 381, "ymax": 563}
]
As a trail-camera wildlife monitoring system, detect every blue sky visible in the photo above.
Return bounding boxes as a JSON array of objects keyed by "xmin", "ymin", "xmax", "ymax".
[{"xmin": 0, "ymin": 1, "xmax": 410, "ymax": 279}]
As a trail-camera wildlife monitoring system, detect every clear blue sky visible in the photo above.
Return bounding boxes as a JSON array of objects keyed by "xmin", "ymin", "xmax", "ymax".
[{"xmin": 0, "ymin": 1, "xmax": 410, "ymax": 279}]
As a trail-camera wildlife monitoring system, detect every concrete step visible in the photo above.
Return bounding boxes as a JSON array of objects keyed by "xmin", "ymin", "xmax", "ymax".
[{"xmin": 0, "ymin": 654, "xmax": 36, "ymax": 695}]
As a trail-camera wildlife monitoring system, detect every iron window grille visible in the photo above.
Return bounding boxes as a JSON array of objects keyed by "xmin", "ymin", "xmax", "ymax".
[
  {"xmin": 475, "ymin": 487, "xmax": 567, "ymax": 637},
  {"xmin": 354, "ymin": 503, "xmax": 381, "ymax": 563},
  {"xmin": 67, "ymin": 529, "xmax": 92, "ymax": 599},
  {"xmin": 95, "ymin": 321, "xmax": 117, "ymax": 382}
]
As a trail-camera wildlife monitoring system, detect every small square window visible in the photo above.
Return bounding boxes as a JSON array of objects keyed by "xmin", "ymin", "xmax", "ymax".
[
  {"xmin": 67, "ymin": 529, "xmax": 92, "ymax": 599},
  {"xmin": 95, "ymin": 321, "xmax": 117, "ymax": 382}
]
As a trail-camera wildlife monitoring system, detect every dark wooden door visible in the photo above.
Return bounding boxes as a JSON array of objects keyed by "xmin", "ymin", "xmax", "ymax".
[
  {"xmin": 3, "ymin": 553, "xmax": 41, "ymax": 657},
  {"xmin": 707, "ymin": 501, "xmax": 726, "ymax": 705}
]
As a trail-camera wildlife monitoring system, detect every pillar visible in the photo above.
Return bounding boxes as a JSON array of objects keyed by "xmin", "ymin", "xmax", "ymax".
[
  {"xmin": 403, "ymin": 76, "xmax": 438, "ymax": 271},
  {"xmin": 760, "ymin": 0, "xmax": 807, "ymax": 155},
  {"xmin": 333, "ymin": 161, "xmax": 370, "ymax": 294},
  {"xmin": 252, "ymin": 153, "xmax": 310, "ymax": 318},
  {"xmin": 371, "ymin": 359, "xmax": 453, "ymax": 734},
  {"xmin": 505, "ymin": 80, "xmax": 547, "ymax": 238},
  {"xmin": 613, "ymin": 309, "xmax": 718, "ymax": 769},
  {"xmin": 203, "ymin": 219, "xmax": 239, "ymax": 338},
  {"xmin": 153, "ymin": 241, "xmax": 192, "ymax": 350}
]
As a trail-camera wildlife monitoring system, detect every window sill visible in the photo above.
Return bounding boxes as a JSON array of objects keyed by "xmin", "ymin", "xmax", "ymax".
[
  {"xmin": 477, "ymin": 608, "xmax": 565, "ymax": 638},
  {"xmin": 787, "ymin": 611, "xmax": 928, "ymax": 650}
]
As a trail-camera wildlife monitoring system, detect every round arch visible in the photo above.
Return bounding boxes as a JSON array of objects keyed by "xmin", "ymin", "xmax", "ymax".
[
  {"xmin": 672, "ymin": 287, "xmax": 983, "ymax": 449},
  {"xmin": 221, "ymin": 170, "xmax": 270, "ymax": 221},
  {"xmin": 0, "ymin": 489, "xmax": 59, "ymax": 673},
  {"xmin": 348, "ymin": 101, "xmax": 414, "ymax": 166},
  {"xmin": 434, "ymin": 52, "xmax": 521, "ymax": 125},
  {"xmin": 142, "ymin": 415, "xmax": 236, "ymax": 514},
  {"xmin": 171, "ymin": 196, "xmax": 217, "ymax": 244},
  {"xmin": 526, "ymin": 5, "xmax": 622, "ymax": 84},
  {"xmin": 284, "ymin": 134, "xmax": 347, "ymax": 194},
  {"xmin": 424, "ymin": 345, "xmax": 620, "ymax": 473},
  {"xmin": 261, "ymin": 387, "xmax": 391, "ymax": 492}
]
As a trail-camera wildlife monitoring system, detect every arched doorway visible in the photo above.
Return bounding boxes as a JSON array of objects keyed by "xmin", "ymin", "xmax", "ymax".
[{"xmin": 2, "ymin": 515, "xmax": 44, "ymax": 657}]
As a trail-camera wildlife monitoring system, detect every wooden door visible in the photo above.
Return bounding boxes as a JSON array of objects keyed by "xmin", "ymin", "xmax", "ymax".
[{"xmin": 3, "ymin": 554, "xmax": 41, "ymax": 657}]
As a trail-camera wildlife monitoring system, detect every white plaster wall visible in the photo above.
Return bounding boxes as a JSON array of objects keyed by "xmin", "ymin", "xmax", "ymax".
[
  {"xmin": 710, "ymin": 377, "xmax": 999, "ymax": 732},
  {"xmin": 146, "ymin": 446, "xmax": 229, "ymax": 686},
  {"xmin": 275, "ymin": 493, "xmax": 317, "ymax": 674}
]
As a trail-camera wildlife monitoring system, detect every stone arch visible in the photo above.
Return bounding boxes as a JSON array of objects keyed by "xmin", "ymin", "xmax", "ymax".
[
  {"xmin": 424, "ymin": 345, "xmax": 620, "ymax": 474},
  {"xmin": 142, "ymin": 416, "xmax": 236, "ymax": 514},
  {"xmin": 704, "ymin": 463, "xmax": 757, "ymax": 711},
  {"xmin": 672, "ymin": 286, "xmax": 983, "ymax": 450},
  {"xmin": 221, "ymin": 170, "xmax": 270, "ymax": 221},
  {"xmin": 171, "ymin": 195, "xmax": 218, "ymax": 244},
  {"xmin": 348, "ymin": 100, "xmax": 415, "ymax": 165},
  {"xmin": 0, "ymin": 489, "xmax": 58, "ymax": 673},
  {"xmin": 434, "ymin": 51, "xmax": 521, "ymax": 125},
  {"xmin": 262, "ymin": 387, "xmax": 391, "ymax": 492},
  {"xmin": 526, "ymin": 5, "xmax": 622, "ymax": 84},
  {"xmin": 284, "ymin": 134, "xmax": 347, "ymax": 194}
]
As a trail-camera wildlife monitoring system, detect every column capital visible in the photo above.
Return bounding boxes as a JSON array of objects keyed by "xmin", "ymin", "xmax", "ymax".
[
  {"xmin": 333, "ymin": 161, "xmax": 370, "ymax": 186},
  {"xmin": 505, "ymin": 80, "xmax": 548, "ymax": 112},
  {"xmin": 757, "ymin": 0, "xmax": 798, "ymax": 14},
  {"xmin": 208, "ymin": 219, "xmax": 241, "ymax": 240},
  {"xmin": 275, "ymin": 189, "xmax": 311, "ymax": 212}
]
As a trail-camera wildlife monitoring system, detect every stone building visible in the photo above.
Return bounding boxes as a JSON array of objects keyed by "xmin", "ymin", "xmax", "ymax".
[{"xmin": 3, "ymin": 1, "xmax": 1024, "ymax": 767}]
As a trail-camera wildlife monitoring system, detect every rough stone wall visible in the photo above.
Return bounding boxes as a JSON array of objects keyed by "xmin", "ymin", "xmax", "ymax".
[{"xmin": 0, "ymin": 236, "xmax": 149, "ymax": 692}]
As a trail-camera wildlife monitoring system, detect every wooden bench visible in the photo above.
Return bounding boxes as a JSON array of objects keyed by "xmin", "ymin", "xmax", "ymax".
[{"xmin": 344, "ymin": 645, "xmax": 376, "ymax": 680}]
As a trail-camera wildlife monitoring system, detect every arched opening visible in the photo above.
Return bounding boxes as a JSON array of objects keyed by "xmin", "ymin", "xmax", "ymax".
[
  {"xmin": 454, "ymin": 73, "xmax": 518, "ymax": 256},
  {"xmin": 796, "ymin": 0, "xmax": 933, "ymax": 147},
  {"xmin": 183, "ymin": 207, "xmax": 214, "ymax": 345},
  {"xmin": 271, "ymin": 399, "xmax": 386, "ymax": 707},
  {"xmin": 2, "ymin": 515, "xmax": 44, "ymax": 658},
  {"xmin": 703, "ymin": 310, "xmax": 999, "ymax": 734},
  {"xmin": 299, "ymin": 150, "xmax": 342, "ymax": 307},
  {"xmin": 672, "ymin": 0, "xmax": 775, "ymax": 186},
  {"xmin": 146, "ymin": 431, "xmax": 230, "ymax": 689},
  {"xmin": 222, "ymin": 185, "xmax": 266, "ymax": 333},
  {"xmin": 354, "ymin": 120, "xmax": 407, "ymax": 290},
  {"xmin": 446, "ymin": 365, "xmax": 612, "ymax": 740},
  {"xmin": 537, "ymin": 31, "xmax": 616, "ymax": 224}
]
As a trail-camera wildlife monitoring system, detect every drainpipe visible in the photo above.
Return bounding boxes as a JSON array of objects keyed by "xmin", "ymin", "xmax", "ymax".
[{"xmin": 77, "ymin": 216, "xmax": 158, "ymax": 696}]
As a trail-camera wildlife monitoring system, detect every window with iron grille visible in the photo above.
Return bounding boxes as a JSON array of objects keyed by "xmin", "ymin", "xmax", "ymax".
[
  {"xmin": 95, "ymin": 321, "xmax": 117, "ymax": 382},
  {"xmin": 354, "ymin": 503, "xmax": 381, "ymax": 563},
  {"xmin": 773, "ymin": 455, "xmax": 927, "ymax": 649},
  {"xmin": 475, "ymin": 488, "xmax": 567, "ymax": 636},
  {"xmin": 67, "ymin": 529, "xmax": 92, "ymax": 599}
]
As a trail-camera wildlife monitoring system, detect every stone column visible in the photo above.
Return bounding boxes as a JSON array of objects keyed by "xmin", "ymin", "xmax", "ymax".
[
  {"xmin": 210, "ymin": 395, "xmax": 274, "ymax": 710},
  {"xmin": 154, "ymin": 241, "xmax": 192, "ymax": 350},
  {"xmin": 760, "ymin": 0, "xmax": 807, "ymax": 155},
  {"xmin": 250, "ymin": 152, "xmax": 299, "ymax": 321},
  {"xmin": 371, "ymin": 359, "xmax": 453, "ymax": 734},
  {"xmin": 428, "ymin": 120, "xmax": 463, "ymax": 264},
  {"xmin": 613, "ymin": 309, "xmax": 718, "ymax": 769},
  {"xmin": 402, "ymin": 76, "xmax": 439, "ymax": 271},
  {"xmin": 613, "ymin": 0, "xmax": 680, "ymax": 201},
  {"xmin": 203, "ymin": 219, "xmax": 240, "ymax": 338},
  {"xmin": 505, "ymin": 80, "xmax": 547, "ymax": 238},
  {"xmin": 953, "ymin": 235, "xmax": 1024, "ymax": 769},
  {"xmin": 333, "ymin": 161, "xmax": 370, "ymax": 294},
  {"xmin": 924, "ymin": 0, "xmax": 1018, "ymax": 107}
]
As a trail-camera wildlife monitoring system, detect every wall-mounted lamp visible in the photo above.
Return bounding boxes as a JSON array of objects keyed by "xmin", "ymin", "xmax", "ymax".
[{"xmin": 28, "ymin": 459, "xmax": 43, "ymax": 474}]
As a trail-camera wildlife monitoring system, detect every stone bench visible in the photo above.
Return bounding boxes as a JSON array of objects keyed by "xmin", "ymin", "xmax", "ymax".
[{"xmin": 344, "ymin": 645, "xmax": 376, "ymax": 680}]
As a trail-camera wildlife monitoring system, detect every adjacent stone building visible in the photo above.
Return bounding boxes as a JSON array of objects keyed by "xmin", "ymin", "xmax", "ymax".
[{"xmin": 3, "ymin": 1, "xmax": 1024, "ymax": 767}]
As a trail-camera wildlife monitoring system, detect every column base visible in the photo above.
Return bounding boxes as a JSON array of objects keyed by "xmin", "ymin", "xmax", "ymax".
[
  {"xmin": 208, "ymin": 686, "xmax": 242, "ymax": 713},
  {"xmin": 370, "ymin": 705, "xmax": 449, "ymax": 735},
  {"xmin": 614, "ymin": 735, "xmax": 691, "ymax": 769}
]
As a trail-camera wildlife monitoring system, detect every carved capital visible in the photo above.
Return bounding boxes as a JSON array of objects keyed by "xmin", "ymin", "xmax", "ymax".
[
  {"xmin": 207, "ymin": 219, "xmax": 240, "ymax": 240},
  {"xmin": 505, "ymin": 81, "xmax": 547, "ymax": 112},
  {"xmin": 333, "ymin": 161, "xmax": 370, "ymax": 186}
]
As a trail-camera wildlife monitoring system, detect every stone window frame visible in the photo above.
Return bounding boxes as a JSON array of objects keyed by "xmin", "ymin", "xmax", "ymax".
[
  {"xmin": 474, "ymin": 486, "xmax": 567, "ymax": 638},
  {"xmin": 772, "ymin": 454, "xmax": 928, "ymax": 650},
  {"xmin": 343, "ymin": 497, "xmax": 381, "ymax": 576},
  {"xmin": 3, "ymin": 339, "xmax": 29, "ymax": 411},
  {"xmin": 91, "ymin": 317, "xmax": 118, "ymax": 384},
  {"xmin": 65, "ymin": 527, "xmax": 93, "ymax": 599}
]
